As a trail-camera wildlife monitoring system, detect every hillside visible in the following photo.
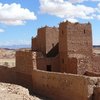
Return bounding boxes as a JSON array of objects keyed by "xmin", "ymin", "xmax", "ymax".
[
  {"xmin": 0, "ymin": 48, "xmax": 30, "ymax": 67},
  {"xmin": 93, "ymin": 46, "xmax": 100, "ymax": 54},
  {"xmin": 0, "ymin": 48, "xmax": 15, "ymax": 59}
]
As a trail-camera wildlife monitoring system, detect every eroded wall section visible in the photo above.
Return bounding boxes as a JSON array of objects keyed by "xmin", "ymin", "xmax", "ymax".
[
  {"xmin": 16, "ymin": 50, "xmax": 35, "ymax": 89},
  {"xmin": 32, "ymin": 70, "xmax": 91, "ymax": 100}
]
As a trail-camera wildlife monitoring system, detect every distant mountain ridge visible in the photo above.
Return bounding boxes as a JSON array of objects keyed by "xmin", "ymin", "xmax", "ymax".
[
  {"xmin": 93, "ymin": 45, "xmax": 100, "ymax": 48},
  {"xmin": 0, "ymin": 44, "xmax": 99, "ymax": 49},
  {"xmin": 0, "ymin": 44, "xmax": 31, "ymax": 49}
]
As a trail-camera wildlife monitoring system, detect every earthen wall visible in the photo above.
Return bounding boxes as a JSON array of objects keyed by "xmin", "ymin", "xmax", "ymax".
[
  {"xmin": 93, "ymin": 54, "xmax": 100, "ymax": 73},
  {"xmin": 32, "ymin": 69, "xmax": 98, "ymax": 100},
  {"xmin": 93, "ymin": 86, "xmax": 100, "ymax": 100},
  {"xmin": 0, "ymin": 66, "xmax": 16, "ymax": 83},
  {"xmin": 16, "ymin": 50, "xmax": 34, "ymax": 74},
  {"xmin": 15, "ymin": 50, "xmax": 35, "ymax": 89},
  {"xmin": 37, "ymin": 27, "xmax": 46, "ymax": 54},
  {"xmin": 32, "ymin": 37, "xmax": 37, "ymax": 51},
  {"xmin": 37, "ymin": 55, "xmax": 60, "ymax": 72},
  {"xmin": 46, "ymin": 27, "xmax": 59, "ymax": 54}
]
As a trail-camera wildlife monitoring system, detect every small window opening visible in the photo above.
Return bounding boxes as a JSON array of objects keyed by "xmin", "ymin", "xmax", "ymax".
[
  {"xmin": 62, "ymin": 59, "xmax": 64, "ymax": 64},
  {"xmin": 46, "ymin": 65, "xmax": 52, "ymax": 71},
  {"xmin": 62, "ymin": 30, "xmax": 64, "ymax": 34},
  {"xmin": 84, "ymin": 29, "xmax": 85, "ymax": 34}
]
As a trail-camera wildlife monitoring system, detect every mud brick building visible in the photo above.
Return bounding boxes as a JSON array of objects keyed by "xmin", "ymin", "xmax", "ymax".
[
  {"xmin": 31, "ymin": 21, "xmax": 93, "ymax": 74},
  {"xmin": 14, "ymin": 21, "xmax": 100, "ymax": 100},
  {"xmin": 31, "ymin": 26, "xmax": 60, "ymax": 72},
  {"xmin": 32, "ymin": 26, "xmax": 59, "ymax": 55}
]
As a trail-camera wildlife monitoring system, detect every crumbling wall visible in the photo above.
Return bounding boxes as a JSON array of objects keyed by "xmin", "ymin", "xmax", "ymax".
[
  {"xmin": 32, "ymin": 37, "xmax": 38, "ymax": 51},
  {"xmin": 93, "ymin": 86, "xmax": 100, "ymax": 100},
  {"xmin": 32, "ymin": 70, "xmax": 98, "ymax": 100},
  {"xmin": 16, "ymin": 72, "xmax": 33, "ymax": 90},
  {"xmin": 93, "ymin": 54, "xmax": 100, "ymax": 73},
  {"xmin": 16, "ymin": 50, "xmax": 34, "ymax": 74},
  {"xmin": 16, "ymin": 50, "xmax": 34, "ymax": 89},
  {"xmin": 0, "ymin": 66, "xmax": 16, "ymax": 83}
]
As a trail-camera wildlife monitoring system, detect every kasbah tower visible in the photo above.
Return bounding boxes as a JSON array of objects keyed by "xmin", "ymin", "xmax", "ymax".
[{"xmin": 59, "ymin": 21, "xmax": 93, "ymax": 74}]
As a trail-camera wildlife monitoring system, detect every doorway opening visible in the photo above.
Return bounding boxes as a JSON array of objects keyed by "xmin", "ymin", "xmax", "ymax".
[{"xmin": 46, "ymin": 65, "xmax": 52, "ymax": 71}]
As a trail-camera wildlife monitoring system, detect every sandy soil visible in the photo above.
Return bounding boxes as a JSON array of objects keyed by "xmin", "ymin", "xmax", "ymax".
[{"xmin": 0, "ymin": 82, "xmax": 46, "ymax": 100}]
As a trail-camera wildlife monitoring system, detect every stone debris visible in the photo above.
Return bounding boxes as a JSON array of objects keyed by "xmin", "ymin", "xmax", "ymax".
[{"xmin": 0, "ymin": 82, "xmax": 44, "ymax": 100}]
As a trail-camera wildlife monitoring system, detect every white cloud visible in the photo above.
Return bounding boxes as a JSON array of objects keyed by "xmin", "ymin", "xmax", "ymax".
[
  {"xmin": 68, "ymin": 0, "xmax": 100, "ymax": 3},
  {"xmin": 94, "ymin": 3, "xmax": 100, "ymax": 19},
  {"xmin": 0, "ymin": 28, "xmax": 4, "ymax": 32},
  {"xmin": 39, "ymin": 0, "xmax": 95, "ymax": 21},
  {"xmin": 0, "ymin": 3, "xmax": 37, "ymax": 25},
  {"xmin": 68, "ymin": 0, "xmax": 88, "ymax": 3}
]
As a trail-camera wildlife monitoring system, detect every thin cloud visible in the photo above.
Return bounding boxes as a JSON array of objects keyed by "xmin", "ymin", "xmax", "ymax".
[
  {"xmin": 0, "ymin": 28, "xmax": 4, "ymax": 32},
  {"xmin": 0, "ymin": 3, "xmax": 37, "ymax": 25},
  {"xmin": 68, "ymin": 0, "xmax": 88, "ymax": 3},
  {"xmin": 68, "ymin": 0, "xmax": 100, "ymax": 3},
  {"xmin": 91, "ymin": 0, "xmax": 100, "ymax": 2},
  {"xmin": 0, "ymin": 40, "xmax": 30, "ymax": 46}
]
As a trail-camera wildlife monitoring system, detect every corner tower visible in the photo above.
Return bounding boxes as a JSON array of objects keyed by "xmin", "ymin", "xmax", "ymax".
[{"xmin": 59, "ymin": 21, "xmax": 93, "ymax": 74}]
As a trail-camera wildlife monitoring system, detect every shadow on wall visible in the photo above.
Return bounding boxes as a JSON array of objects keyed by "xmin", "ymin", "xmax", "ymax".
[
  {"xmin": 0, "ymin": 66, "xmax": 51, "ymax": 100},
  {"xmin": 0, "ymin": 65, "xmax": 33, "ymax": 92},
  {"xmin": 0, "ymin": 66, "xmax": 16, "ymax": 83}
]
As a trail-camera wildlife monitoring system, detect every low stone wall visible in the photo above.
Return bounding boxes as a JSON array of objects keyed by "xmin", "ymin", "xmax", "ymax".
[
  {"xmin": 32, "ymin": 70, "xmax": 94, "ymax": 100},
  {"xmin": 0, "ymin": 66, "xmax": 33, "ymax": 91},
  {"xmin": 1, "ymin": 64, "xmax": 100, "ymax": 100},
  {"xmin": 0, "ymin": 66, "xmax": 16, "ymax": 83},
  {"xmin": 16, "ymin": 72, "xmax": 33, "ymax": 90},
  {"xmin": 93, "ymin": 54, "xmax": 100, "ymax": 73},
  {"xmin": 15, "ymin": 50, "xmax": 35, "ymax": 91},
  {"xmin": 93, "ymin": 86, "xmax": 100, "ymax": 100},
  {"xmin": 16, "ymin": 50, "xmax": 34, "ymax": 74}
]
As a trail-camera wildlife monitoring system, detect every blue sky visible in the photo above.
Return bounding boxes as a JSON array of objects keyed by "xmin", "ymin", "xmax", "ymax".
[{"xmin": 0, "ymin": 0, "xmax": 100, "ymax": 46}]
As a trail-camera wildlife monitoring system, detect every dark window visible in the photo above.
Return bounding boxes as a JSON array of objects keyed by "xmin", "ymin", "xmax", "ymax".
[
  {"xmin": 46, "ymin": 65, "xmax": 52, "ymax": 71},
  {"xmin": 62, "ymin": 30, "xmax": 64, "ymax": 34},
  {"xmin": 84, "ymin": 29, "xmax": 85, "ymax": 34},
  {"xmin": 62, "ymin": 59, "xmax": 64, "ymax": 64}
]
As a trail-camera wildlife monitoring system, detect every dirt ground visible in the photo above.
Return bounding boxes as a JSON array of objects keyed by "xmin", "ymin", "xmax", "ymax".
[{"xmin": 0, "ymin": 82, "xmax": 47, "ymax": 100}]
